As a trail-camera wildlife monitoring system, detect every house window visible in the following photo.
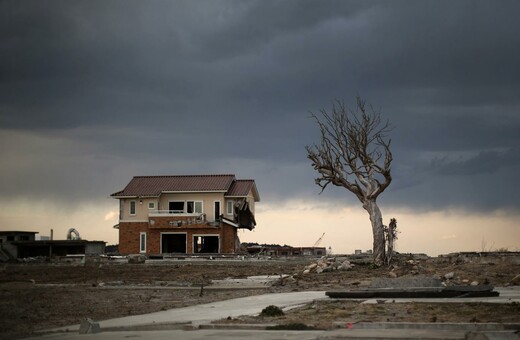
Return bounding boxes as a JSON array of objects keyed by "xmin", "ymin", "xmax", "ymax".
[
  {"xmin": 226, "ymin": 201, "xmax": 234, "ymax": 215},
  {"xmin": 214, "ymin": 201, "xmax": 221, "ymax": 221},
  {"xmin": 169, "ymin": 201, "xmax": 184, "ymax": 213},
  {"xmin": 187, "ymin": 201, "xmax": 203, "ymax": 214},
  {"xmin": 139, "ymin": 232, "xmax": 146, "ymax": 253},
  {"xmin": 130, "ymin": 201, "xmax": 136, "ymax": 215},
  {"xmin": 193, "ymin": 235, "xmax": 219, "ymax": 253},
  {"xmin": 148, "ymin": 202, "xmax": 155, "ymax": 210}
]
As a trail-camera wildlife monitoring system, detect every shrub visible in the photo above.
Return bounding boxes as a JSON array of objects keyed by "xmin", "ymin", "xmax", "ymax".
[{"xmin": 260, "ymin": 305, "xmax": 284, "ymax": 317}]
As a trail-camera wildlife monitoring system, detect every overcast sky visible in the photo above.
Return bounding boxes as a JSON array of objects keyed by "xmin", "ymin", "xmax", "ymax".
[{"xmin": 1, "ymin": 1, "xmax": 519, "ymax": 254}]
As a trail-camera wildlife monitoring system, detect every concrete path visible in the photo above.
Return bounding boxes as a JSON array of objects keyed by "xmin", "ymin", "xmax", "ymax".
[
  {"xmin": 27, "ymin": 288, "xmax": 520, "ymax": 340},
  {"xmin": 55, "ymin": 291, "xmax": 327, "ymax": 332}
]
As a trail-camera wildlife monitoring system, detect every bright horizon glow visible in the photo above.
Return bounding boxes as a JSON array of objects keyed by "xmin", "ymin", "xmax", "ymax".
[{"xmin": 1, "ymin": 199, "xmax": 518, "ymax": 256}]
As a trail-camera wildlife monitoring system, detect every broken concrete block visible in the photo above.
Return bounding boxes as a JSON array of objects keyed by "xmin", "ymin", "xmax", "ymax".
[
  {"xmin": 308, "ymin": 263, "xmax": 318, "ymax": 270},
  {"xmin": 371, "ymin": 275, "xmax": 443, "ymax": 289},
  {"xmin": 79, "ymin": 318, "xmax": 100, "ymax": 334},
  {"xmin": 128, "ymin": 254, "xmax": 147, "ymax": 264}
]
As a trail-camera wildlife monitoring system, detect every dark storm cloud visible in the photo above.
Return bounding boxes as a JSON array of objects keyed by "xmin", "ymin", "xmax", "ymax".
[{"xmin": 1, "ymin": 0, "xmax": 520, "ymax": 212}]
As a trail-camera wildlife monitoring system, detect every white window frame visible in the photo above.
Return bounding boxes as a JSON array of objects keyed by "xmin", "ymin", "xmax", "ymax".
[
  {"xmin": 130, "ymin": 200, "xmax": 136, "ymax": 216},
  {"xmin": 119, "ymin": 200, "xmax": 124, "ymax": 219},
  {"xmin": 187, "ymin": 200, "xmax": 204, "ymax": 214},
  {"xmin": 139, "ymin": 232, "xmax": 146, "ymax": 253},
  {"xmin": 194, "ymin": 201, "xmax": 203, "ymax": 214},
  {"xmin": 226, "ymin": 200, "xmax": 234, "ymax": 215},
  {"xmin": 148, "ymin": 202, "xmax": 155, "ymax": 210}
]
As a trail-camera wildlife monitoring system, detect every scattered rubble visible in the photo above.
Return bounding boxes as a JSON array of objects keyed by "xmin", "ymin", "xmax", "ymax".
[{"xmin": 301, "ymin": 256, "xmax": 354, "ymax": 275}]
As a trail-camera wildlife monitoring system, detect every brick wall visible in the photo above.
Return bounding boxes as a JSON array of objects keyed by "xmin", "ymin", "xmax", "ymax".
[
  {"xmin": 118, "ymin": 222, "xmax": 148, "ymax": 254},
  {"xmin": 118, "ymin": 220, "xmax": 238, "ymax": 255}
]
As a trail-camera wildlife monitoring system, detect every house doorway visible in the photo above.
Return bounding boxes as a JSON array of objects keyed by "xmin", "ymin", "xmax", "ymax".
[
  {"xmin": 193, "ymin": 235, "xmax": 219, "ymax": 253},
  {"xmin": 161, "ymin": 233, "xmax": 186, "ymax": 254}
]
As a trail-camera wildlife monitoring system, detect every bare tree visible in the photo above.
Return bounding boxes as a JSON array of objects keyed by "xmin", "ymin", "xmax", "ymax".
[
  {"xmin": 384, "ymin": 218, "xmax": 398, "ymax": 265},
  {"xmin": 306, "ymin": 96, "xmax": 393, "ymax": 265}
]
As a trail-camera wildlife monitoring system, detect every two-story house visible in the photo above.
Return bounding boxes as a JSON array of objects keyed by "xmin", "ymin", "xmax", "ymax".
[{"xmin": 111, "ymin": 174, "xmax": 260, "ymax": 255}]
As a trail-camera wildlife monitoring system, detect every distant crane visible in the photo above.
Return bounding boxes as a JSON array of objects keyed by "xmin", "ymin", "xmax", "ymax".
[{"xmin": 313, "ymin": 232, "xmax": 325, "ymax": 247}]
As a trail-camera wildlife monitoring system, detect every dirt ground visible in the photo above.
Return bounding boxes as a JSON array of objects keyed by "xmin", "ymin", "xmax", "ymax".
[{"xmin": 1, "ymin": 255, "xmax": 519, "ymax": 339}]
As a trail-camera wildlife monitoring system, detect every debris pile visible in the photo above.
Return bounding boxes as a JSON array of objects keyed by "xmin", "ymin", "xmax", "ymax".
[
  {"xmin": 302, "ymin": 256, "xmax": 354, "ymax": 275},
  {"xmin": 388, "ymin": 259, "xmax": 422, "ymax": 278}
]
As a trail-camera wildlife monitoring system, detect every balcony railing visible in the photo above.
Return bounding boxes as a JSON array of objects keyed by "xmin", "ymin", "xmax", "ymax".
[{"xmin": 148, "ymin": 211, "xmax": 207, "ymax": 222}]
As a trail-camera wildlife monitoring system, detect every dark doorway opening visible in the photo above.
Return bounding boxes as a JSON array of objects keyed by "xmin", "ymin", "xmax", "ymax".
[
  {"xmin": 161, "ymin": 233, "xmax": 186, "ymax": 253},
  {"xmin": 214, "ymin": 201, "xmax": 221, "ymax": 222},
  {"xmin": 193, "ymin": 236, "xmax": 219, "ymax": 253}
]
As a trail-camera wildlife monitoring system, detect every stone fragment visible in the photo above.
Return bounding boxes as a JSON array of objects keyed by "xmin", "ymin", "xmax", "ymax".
[
  {"xmin": 302, "ymin": 269, "xmax": 310, "ymax": 275},
  {"xmin": 470, "ymin": 281, "xmax": 479, "ymax": 286},
  {"xmin": 316, "ymin": 267, "xmax": 324, "ymax": 274},
  {"xmin": 444, "ymin": 272, "xmax": 455, "ymax": 280}
]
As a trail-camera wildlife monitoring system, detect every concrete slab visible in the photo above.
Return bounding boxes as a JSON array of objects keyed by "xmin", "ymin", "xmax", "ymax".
[
  {"xmin": 51, "ymin": 290, "xmax": 327, "ymax": 333},
  {"xmin": 359, "ymin": 287, "xmax": 520, "ymax": 304},
  {"xmin": 31, "ymin": 287, "xmax": 520, "ymax": 340}
]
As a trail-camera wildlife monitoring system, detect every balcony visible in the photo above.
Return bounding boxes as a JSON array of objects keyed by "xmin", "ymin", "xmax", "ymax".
[
  {"xmin": 149, "ymin": 210, "xmax": 205, "ymax": 218},
  {"xmin": 147, "ymin": 212, "xmax": 210, "ymax": 228}
]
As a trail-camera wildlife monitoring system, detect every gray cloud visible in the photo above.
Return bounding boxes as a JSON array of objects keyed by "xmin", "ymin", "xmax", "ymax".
[{"xmin": 1, "ymin": 0, "xmax": 520, "ymax": 214}]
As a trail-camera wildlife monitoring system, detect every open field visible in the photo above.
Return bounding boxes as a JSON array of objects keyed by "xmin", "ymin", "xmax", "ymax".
[{"xmin": 1, "ymin": 254, "xmax": 519, "ymax": 339}]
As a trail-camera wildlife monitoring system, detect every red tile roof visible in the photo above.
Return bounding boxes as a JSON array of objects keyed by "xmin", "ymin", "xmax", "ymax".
[
  {"xmin": 226, "ymin": 180, "xmax": 260, "ymax": 201},
  {"xmin": 111, "ymin": 174, "xmax": 236, "ymax": 197},
  {"xmin": 112, "ymin": 174, "xmax": 259, "ymax": 201}
]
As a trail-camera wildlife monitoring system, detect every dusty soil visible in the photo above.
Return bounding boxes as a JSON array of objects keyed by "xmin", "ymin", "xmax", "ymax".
[
  {"xmin": 1, "ymin": 255, "xmax": 519, "ymax": 339},
  {"xmin": 220, "ymin": 300, "xmax": 520, "ymax": 329}
]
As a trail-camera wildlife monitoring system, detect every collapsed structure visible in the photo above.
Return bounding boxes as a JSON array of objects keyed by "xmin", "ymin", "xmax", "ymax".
[
  {"xmin": 0, "ymin": 231, "xmax": 105, "ymax": 261},
  {"xmin": 111, "ymin": 174, "xmax": 260, "ymax": 255}
]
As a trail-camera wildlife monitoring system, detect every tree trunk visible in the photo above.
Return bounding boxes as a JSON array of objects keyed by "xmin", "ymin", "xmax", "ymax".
[{"xmin": 363, "ymin": 199, "xmax": 385, "ymax": 266}]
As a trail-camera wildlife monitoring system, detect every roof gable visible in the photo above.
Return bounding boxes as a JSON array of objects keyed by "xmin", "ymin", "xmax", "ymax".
[{"xmin": 225, "ymin": 180, "xmax": 260, "ymax": 201}]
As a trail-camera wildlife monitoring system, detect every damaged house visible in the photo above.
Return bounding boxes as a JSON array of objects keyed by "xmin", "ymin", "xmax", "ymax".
[{"xmin": 111, "ymin": 174, "xmax": 259, "ymax": 255}]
